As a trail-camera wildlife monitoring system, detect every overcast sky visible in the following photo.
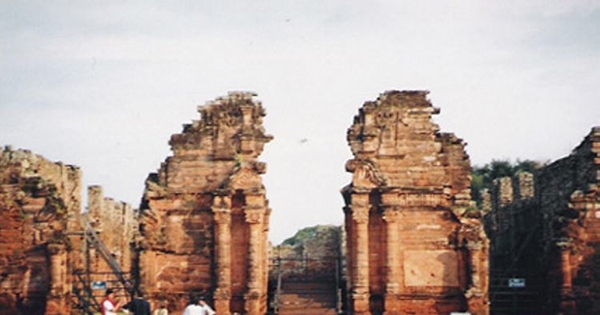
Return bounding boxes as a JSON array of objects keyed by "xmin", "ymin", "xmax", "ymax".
[{"xmin": 1, "ymin": 1, "xmax": 599, "ymax": 244}]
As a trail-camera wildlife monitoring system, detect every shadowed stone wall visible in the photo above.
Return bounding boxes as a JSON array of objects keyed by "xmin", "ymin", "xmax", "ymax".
[
  {"xmin": 536, "ymin": 127, "xmax": 600, "ymax": 314},
  {"xmin": 486, "ymin": 127, "xmax": 600, "ymax": 315},
  {"xmin": 138, "ymin": 92, "xmax": 273, "ymax": 315},
  {"xmin": 483, "ymin": 172, "xmax": 542, "ymax": 315},
  {"xmin": 342, "ymin": 91, "xmax": 489, "ymax": 315}
]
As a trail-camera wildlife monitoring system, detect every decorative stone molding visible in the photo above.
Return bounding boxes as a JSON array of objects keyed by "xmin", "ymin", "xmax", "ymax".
[
  {"xmin": 139, "ymin": 92, "xmax": 272, "ymax": 315},
  {"xmin": 343, "ymin": 91, "xmax": 487, "ymax": 315}
]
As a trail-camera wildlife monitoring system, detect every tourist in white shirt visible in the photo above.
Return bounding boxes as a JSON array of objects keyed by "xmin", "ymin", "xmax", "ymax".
[{"xmin": 182, "ymin": 296, "xmax": 215, "ymax": 315}]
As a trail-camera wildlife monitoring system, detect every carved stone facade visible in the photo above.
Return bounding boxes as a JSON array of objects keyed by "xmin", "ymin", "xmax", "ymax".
[
  {"xmin": 0, "ymin": 148, "xmax": 83, "ymax": 315},
  {"xmin": 485, "ymin": 126, "xmax": 600, "ymax": 315},
  {"xmin": 342, "ymin": 91, "xmax": 489, "ymax": 315},
  {"xmin": 138, "ymin": 92, "xmax": 273, "ymax": 315},
  {"xmin": 9, "ymin": 90, "xmax": 598, "ymax": 315}
]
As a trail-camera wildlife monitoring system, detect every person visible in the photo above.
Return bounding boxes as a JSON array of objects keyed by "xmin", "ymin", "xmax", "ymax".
[
  {"xmin": 182, "ymin": 296, "xmax": 215, "ymax": 315},
  {"xmin": 153, "ymin": 301, "xmax": 168, "ymax": 315},
  {"xmin": 123, "ymin": 289, "xmax": 151, "ymax": 315},
  {"xmin": 198, "ymin": 298, "xmax": 215, "ymax": 315},
  {"xmin": 102, "ymin": 288, "xmax": 124, "ymax": 315}
]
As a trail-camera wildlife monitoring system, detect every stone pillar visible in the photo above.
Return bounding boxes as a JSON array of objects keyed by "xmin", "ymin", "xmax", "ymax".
[
  {"xmin": 494, "ymin": 177, "xmax": 513, "ymax": 208},
  {"xmin": 351, "ymin": 192, "xmax": 370, "ymax": 315},
  {"xmin": 469, "ymin": 242, "xmax": 482, "ymax": 289},
  {"xmin": 383, "ymin": 207, "xmax": 401, "ymax": 315},
  {"xmin": 244, "ymin": 207, "xmax": 265, "ymax": 315},
  {"xmin": 557, "ymin": 240, "xmax": 576, "ymax": 314},
  {"xmin": 213, "ymin": 195, "xmax": 232, "ymax": 315},
  {"xmin": 46, "ymin": 243, "xmax": 68, "ymax": 315},
  {"xmin": 466, "ymin": 241, "xmax": 488, "ymax": 315},
  {"xmin": 481, "ymin": 189, "xmax": 492, "ymax": 213},
  {"xmin": 560, "ymin": 249, "xmax": 573, "ymax": 291},
  {"xmin": 515, "ymin": 172, "xmax": 534, "ymax": 200}
]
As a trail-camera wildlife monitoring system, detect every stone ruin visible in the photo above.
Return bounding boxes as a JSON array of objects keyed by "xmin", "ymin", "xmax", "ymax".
[
  {"xmin": 485, "ymin": 127, "xmax": 600, "ymax": 315},
  {"xmin": 84, "ymin": 185, "xmax": 137, "ymax": 297},
  {"xmin": 0, "ymin": 148, "xmax": 83, "ymax": 315},
  {"xmin": 268, "ymin": 225, "xmax": 343, "ymax": 315},
  {"xmin": 269, "ymin": 225, "xmax": 342, "ymax": 281},
  {"xmin": 342, "ymin": 91, "xmax": 489, "ymax": 315},
  {"xmin": 1, "ymin": 89, "xmax": 599, "ymax": 315},
  {"xmin": 137, "ymin": 92, "xmax": 273, "ymax": 315},
  {"xmin": 0, "ymin": 147, "xmax": 136, "ymax": 315}
]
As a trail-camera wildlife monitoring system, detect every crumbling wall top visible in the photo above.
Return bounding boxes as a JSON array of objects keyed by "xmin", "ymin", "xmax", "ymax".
[
  {"xmin": 146, "ymin": 92, "xmax": 273, "ymax": 195},
  {"xmin": 170, "ymin": 91, "xmax": 272, "ymax": 160},
  {"xmin": 346, "ymin": 90, "xmax": 470, "ymax": 203},
  {"xmin": 1, "ymin": 146, "xmax": 82, "ymax": 217}
]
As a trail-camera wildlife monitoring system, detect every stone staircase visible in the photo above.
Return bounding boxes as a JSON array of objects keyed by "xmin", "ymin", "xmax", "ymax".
[{"xmin": 276, "ymin": 281, "xmax": 338, "ymax": 315}]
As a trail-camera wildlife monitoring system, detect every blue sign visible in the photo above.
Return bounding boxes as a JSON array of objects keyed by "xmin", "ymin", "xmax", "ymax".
[
  {"xmin": 91, "ymin": 281, "xmax": 107, "ymax": 290},
  {"xmin": 508, "ymin": 278, "xmax": 526, "ymax": 288}
]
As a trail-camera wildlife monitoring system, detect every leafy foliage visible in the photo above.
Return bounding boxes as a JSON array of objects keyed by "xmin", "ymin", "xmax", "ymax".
[
  {"xmin": 282, "ymin": 226, "xmax": 319, "ymax": 246},
  {"xmin": 281, "ymin": 225, "xmax": 340, "ymax": 247}
]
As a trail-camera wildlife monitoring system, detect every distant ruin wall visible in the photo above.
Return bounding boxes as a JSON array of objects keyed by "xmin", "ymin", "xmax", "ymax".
[
  {"xmin": 269, "ymin": 225, "xmax": 342, "ymax": 282},
  {"xmin": 138, "ymin": 92, "xmax": 273, "ymax": 315},
  {"xmin": 342, "ymin": 91, "xmax": 489, "ymax": 315},
  {"xmin": 85, "ymin": 185, "xmax": 137, "ymax": 300},
  {"xmin": 485, "ymin": 127, "xmax": 600, "ymax": 315},
  {"xmin": 536, "ymin": 127, "xmax": 600, "ymax": 315}
]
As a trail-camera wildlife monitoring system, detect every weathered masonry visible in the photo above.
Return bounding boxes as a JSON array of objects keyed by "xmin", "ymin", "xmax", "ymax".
[
  {"xmin": 269, "ymin": 225, "xmax": 343, "ymax": 315},
  {"xmin": 485, "ymin": 127, "xmax": 600, "ymax": 315},
  {"xmin": 342, "ymin": 91, "xmax": 489, "ymax": 315},
  {"xmin": 0, "ymin": 148, "xmax": 83, "ymax": 315},
  {"xmin": 138, "ymin": 92, "xmax": 273, "ymax": 315},
  {"xmin": 0, "ymin": 148, "xmax": 135, "ymax": 315},
  {"xmin": 3, "ymin": 89, "xmax": 599, "ymax": 315},
  {"xmin": 84, "ymin": 185, "xmax": 137, "ymax": 298}
]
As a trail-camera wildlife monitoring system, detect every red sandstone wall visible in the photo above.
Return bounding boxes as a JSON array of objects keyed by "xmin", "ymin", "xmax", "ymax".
[
  {"xmin": 0, "ymin": 147, "xmax": 136, "ymax": 315},
  {"xmin": 0, "ymin": 147, "xmax": 83, "ymax": 315},
  {"xmin": 343, "ymin": 91, "xmax": 489, "ymax": 315},
  {"xmin": 138, "ymin": 92, "xmax": 272, "ymax": 315}
]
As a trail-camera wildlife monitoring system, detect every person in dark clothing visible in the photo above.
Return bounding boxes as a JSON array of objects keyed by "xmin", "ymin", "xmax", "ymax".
[{"xmin": 123, "ymin": 289, "xmax": 151, "ymax": 315}]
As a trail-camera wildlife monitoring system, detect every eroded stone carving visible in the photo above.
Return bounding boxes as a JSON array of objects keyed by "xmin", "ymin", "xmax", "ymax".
[
  {"xmin": 138, "ymin": 92, "xmax": 272, "ymax": 315},
  {"xmin": 342, "ymin": 91, "xmax": 489, "ymax": 315}
]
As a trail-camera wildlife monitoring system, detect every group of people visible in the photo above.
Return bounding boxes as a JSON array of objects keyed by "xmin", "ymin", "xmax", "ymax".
[{"xmin": 102, "ymin": 288, "xmax": 215, "ymax": 315}]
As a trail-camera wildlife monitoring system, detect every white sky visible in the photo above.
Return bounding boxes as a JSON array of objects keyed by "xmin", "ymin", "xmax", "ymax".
[{"xmin": 1, "ymin": 0, "xmax": 599, "ymax": 244}]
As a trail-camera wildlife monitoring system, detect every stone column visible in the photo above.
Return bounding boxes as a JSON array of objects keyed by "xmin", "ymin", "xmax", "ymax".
[
  {"xmin": 557, "ymin": 240, "xmax": 575, "ymax": 314},
  {"xmin": 383, "ymin": 207, "xmax": 401, "ymax": 315},
  {"xmin": 468, "ymin": 242, "xmax": 482, "ymax": 290},
  {"xmin": 213, "ymin": 195, "xmax": 232, "ymax": 315},
  {"xmin": 351, "ymin": 192, "xmax": 371, "ymax": 315},
  {"xmin": 245, "ymin": 207, "xmax": 265, "ymax": 315},
  {"xmin": 465, "ymin": 241, "xmax": 488, "ymax": 315},
  {"xmin": 47, "ymin": 243, "xmax": 68, "ymax": 315}
]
